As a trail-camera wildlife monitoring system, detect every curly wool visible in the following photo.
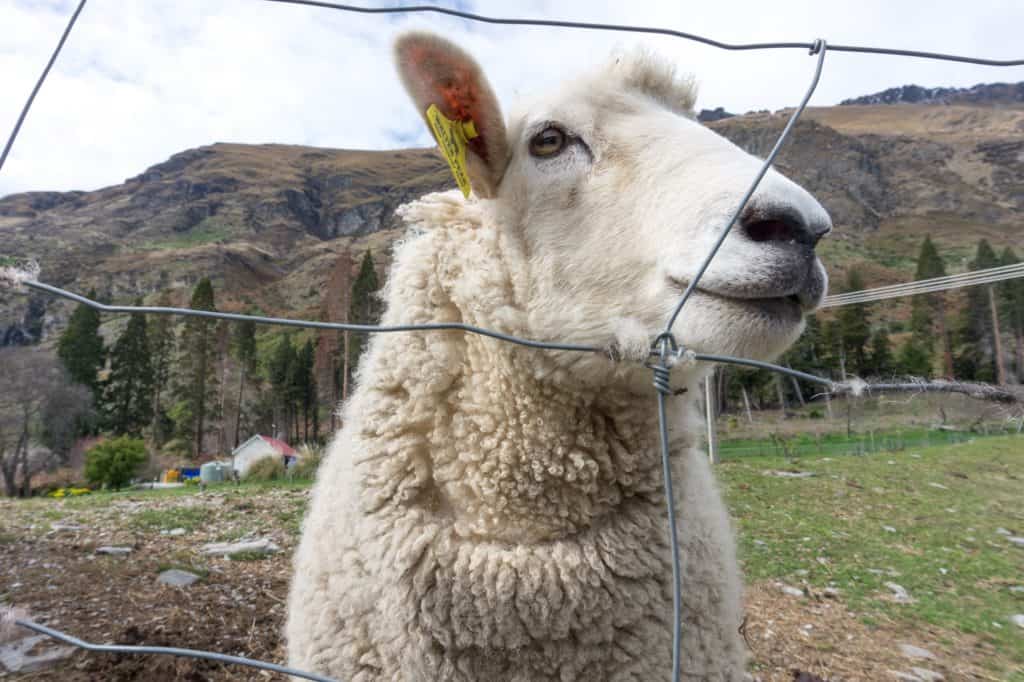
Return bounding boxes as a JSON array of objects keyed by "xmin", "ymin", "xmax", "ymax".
[{"xmin": 286, "ymin": 191, "xmax": 747, "ymax": 681}]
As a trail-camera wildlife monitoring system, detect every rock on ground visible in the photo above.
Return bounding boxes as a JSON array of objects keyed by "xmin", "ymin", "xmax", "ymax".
[
  {"xmin": 157, "ymin": 569, "xmax": 202, "ymax": 587},
  {"xmin": 898, "ymin": 643, "xmax": 937, "ymax": 660},
  {"xmin": 886, "ymin": 582, "xmax": 914, "ymax": 603},
  {"xmin": 200, "ymin": 538, "xmax": 280, "ymax": 557},
  {"xmin": 95, "ymin": 546, "xmax": 132, "ymax": 556},
  {"xmin": 777, "ymin": 584, "xmax": 805, "ymax": 598}
]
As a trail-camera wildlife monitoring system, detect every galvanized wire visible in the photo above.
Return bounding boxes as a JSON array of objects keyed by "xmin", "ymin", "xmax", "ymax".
[
  {"xmin": 13, "ymin": 618, "xmax": 339, "ymax": 682},
  {"xmin": 22, "ymin": 280, "xmax": 601, "ymax": 354},
  {"xmin": 649, "ymin": 334, "xmax": 683, "ymax": 682},
  {"xmin": 3, "ymin": 2, "xmax": 1024, "ymax": 682},
  {"xmin": 0, "ymin": 0, "xmax": 88, "ymax": 174},
  {"xmin": 17, "ymin": 277, "xmax": 837, "ymax": 390},
  {"xmin": 262, "ymin": 0, "xmax": 1024, "ymax": 66}
]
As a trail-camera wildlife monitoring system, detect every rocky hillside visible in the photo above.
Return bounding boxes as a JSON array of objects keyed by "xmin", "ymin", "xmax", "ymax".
[
  {"xmin": 2, "ymin": 92, "xmax": 1023, "ymax": 344},
  {"xmin": 840, "ymin": 82, "xmax": 1024, "ymax": 107},
  {"xmin": 0, "ymin": 144, "xmax": 450, "ymax": 344}
]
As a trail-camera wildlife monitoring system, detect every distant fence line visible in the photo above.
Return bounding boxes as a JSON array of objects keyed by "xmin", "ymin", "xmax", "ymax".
[{"xmin": 3, "ymin": 2, "xmax": 1023, "ymax": 681}]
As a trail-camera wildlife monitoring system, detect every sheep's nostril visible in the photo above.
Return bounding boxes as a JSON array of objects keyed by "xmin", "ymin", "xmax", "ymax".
[
  {"xmin": 743, "ymin": 219, "xmax": 798, "ymax": 244},
  {"xmin": 740, "ymin": 205, "xmax": 829, "ymax": 248}
]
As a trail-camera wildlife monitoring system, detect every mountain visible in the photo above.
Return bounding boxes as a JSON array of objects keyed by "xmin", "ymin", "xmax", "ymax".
[
  {"xmin": 840, "ymin": 82, "xmax": 1024, "ymax": 107},
  {"xmin": 1, "ymin": 144, "xmax": 450, "ymax": 344},
  {"xmin": 2, "ymin": 91, "xmax": 1023, "ymax": 344}
]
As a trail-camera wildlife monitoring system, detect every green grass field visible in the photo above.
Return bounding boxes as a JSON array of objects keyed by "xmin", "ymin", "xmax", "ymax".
[{"xmin": 719, "ymin": 434, "xmax": 1024, "ymax": 675}]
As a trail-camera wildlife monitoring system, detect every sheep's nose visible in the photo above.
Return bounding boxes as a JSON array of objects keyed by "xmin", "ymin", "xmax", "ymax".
[{"xmin": 740, "ymin": 203, "xmax": 831, "ymax": 249}]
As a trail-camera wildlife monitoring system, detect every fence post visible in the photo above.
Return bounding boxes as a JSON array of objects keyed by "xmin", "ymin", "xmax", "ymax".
[{"xmin": 705, "ymin": 379, "xmax": 719, "ymax": 464}]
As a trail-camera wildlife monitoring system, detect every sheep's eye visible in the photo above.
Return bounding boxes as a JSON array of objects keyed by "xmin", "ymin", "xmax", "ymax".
[{"xmin": 529, "ymin": 127, "xmax": 566, "ymax": 158}]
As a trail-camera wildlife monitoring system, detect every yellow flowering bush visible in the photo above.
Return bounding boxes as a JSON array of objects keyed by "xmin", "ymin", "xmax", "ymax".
[{"xmin": 48, "ymin": 487, "xmax": 92, "ymax": 498}]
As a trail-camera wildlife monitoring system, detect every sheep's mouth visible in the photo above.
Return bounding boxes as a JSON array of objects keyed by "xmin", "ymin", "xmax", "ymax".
[{"xmin": 666, "ymin": 278, "xmax": 807, "ymax": 319}]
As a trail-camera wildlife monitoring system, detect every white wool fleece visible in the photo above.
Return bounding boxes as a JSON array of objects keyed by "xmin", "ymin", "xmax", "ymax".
[{"xmin": 286, "ymin": 192, "xmax": 747, "ymax": 681}]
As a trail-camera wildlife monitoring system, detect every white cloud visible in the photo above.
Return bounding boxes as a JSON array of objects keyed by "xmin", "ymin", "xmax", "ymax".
[{"xmin": 1, "ymin": 0, "xmax": 1021, "ymax": 196}]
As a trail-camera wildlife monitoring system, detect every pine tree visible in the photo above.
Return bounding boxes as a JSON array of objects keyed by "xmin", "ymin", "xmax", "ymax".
[
  {"xmin": 57, "ymin": 289, "xmax": 105, "ymax": 400},
  {"xmin": 103, "ymin": 302, "xmax": 154, "ymax": 435},
  {"xmin": 316, "ymin": 250, "xmax": 354, "ymax": 432},
  {"xmin": 232, "ymin": 317, "xmax": 258, "ymax": 448},
  {"xmin": 836, "ymin": 268, "xmax": 872, "ymax": 376},
  {"xmin": 821, "ymin": 318, "xmax": 845, "ymax": 379},
  {"xmin": 149, "ymin": 291, "xmax": 176, "ymax": 446},
  {"xmin": 909, "ymin": 236, "xmax": 951, "ymax": 375},
  {"xmin": 898, "ymin": 341, "xmax": 933, "ymax": 378},
  {"xmin": 867, "ymin": 327, "xmax": 895, "ymax": 377},
  {"xmin": 292, "ymin": 339, "xmax": 318, "ymax": 442},
  {"xmin": 955, "ymin": 240, "xmax": 1000, "ymax": 381},
  {"xmin": 348, "ymin": 251, "xmax": 383, "ymax": 387},
  {"xmin": 998, "ymin": 247, "xmax": 1024, "ymax": 382},
  {"xmin": 782, "ymin": 314, "xmax": 826, "ymax": 398},
  {"xmin": 268, "ymin": 335, "xmax": 297, "ymax": 440},
  {"xmin": 175, "ymin": 278, "xmax": 219, "ymax": 457}
]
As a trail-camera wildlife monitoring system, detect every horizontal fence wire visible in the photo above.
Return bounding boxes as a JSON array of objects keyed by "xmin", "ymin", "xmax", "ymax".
[
  {"xmin": 821, "ymin": 261, "xmax": 1024, "ymax": 307},
  {"xmin": 3, "ymin": 2, "xmax": 1023, "ymax": 681},
  {"xmin": 263, "ymin": 0, "xmax": 1024, "ymax": 66},
  {"xmin": 12, "ymin": 618, "xmax": 338, "ymax": 682}
]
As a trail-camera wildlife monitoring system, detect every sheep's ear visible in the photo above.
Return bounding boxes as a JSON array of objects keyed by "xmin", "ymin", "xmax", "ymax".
[{"xmin": 394, "ymin": 32, "xmax": 509, "ymax": 199}]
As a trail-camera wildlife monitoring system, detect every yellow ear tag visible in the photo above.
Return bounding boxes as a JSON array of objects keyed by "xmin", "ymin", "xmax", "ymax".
[{"xmin": 425, "ymin": 104, "xmax": 479, "ymax": 198}]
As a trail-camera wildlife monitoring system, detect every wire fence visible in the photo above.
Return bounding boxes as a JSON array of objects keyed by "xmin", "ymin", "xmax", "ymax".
[{"xmin": 2, "ymin": 2, "xmax": 1023, "ymax": 681}]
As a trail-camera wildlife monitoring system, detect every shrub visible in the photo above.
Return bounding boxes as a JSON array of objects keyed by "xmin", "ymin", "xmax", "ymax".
[
  {"xmin": 808, "ymin": 409, "xmax": 824, "ymax": 419},
  {"xmin": 84, "ymin": 436, "xmax": 148, "ymax": 490},
  {"xmin": 291, "ymin": 444, "xmax": 324, "ymax": 480},
  {"xmin": 47, "ymin": 487, "xmax": 92, "ymax": 498},
  {"xmin": 244, "ymin": 456, "xmax": 286, "ymax": 482}
]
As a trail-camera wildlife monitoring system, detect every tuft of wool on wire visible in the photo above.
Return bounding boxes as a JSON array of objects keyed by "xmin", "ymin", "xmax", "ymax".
[
  {"xmin": 0, "ymin": 606, "xmax": 30, "ymax": 644},
  {"xmin": 0, "ymin": 260, "xmax": 41, "ymax": 290}
]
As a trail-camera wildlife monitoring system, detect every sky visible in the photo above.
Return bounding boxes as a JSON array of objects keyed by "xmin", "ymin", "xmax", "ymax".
[{"xmin": 1, "ymin": 0, "xmax": 1022, "ymax": 197}]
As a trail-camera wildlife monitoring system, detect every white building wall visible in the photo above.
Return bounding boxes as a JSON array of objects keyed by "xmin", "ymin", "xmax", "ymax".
[{"xmin": 232, "ymin": 439, "xmax": 279, "ymax": 477}]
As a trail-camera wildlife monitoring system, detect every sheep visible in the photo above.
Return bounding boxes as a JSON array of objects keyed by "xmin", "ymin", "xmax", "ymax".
[{"xmin": 286, "ymin": 31, "xmax": 830, "ymax": 681}]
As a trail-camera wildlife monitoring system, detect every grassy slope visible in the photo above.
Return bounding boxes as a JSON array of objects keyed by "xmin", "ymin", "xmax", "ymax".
[{"xmin": 720, "ymin": 435, "xmax": 1024, "ymax": 676}]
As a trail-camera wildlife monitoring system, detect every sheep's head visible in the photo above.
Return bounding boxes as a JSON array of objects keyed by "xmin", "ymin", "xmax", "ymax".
[{"xmin": 396, "ymin": 33, "xmax": 830, "ymax": 388}]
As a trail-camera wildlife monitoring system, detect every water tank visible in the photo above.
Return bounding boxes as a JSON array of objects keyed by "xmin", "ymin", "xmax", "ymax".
[{"xmin": 200, "ymin": 461, "xmax": 227, "ymax": 484}]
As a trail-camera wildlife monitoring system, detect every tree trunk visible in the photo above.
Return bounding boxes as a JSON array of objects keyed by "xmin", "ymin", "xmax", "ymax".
[
  {"xmin": 715, "ymin": 368, "xmax": 728, "ymax": 416},
  {"xmin": 330, "ymin": 346, "xmax": 339, "ymax": 433},
  {"xmin": 218, "ymin": 354, "xmax": 230, "ymax": 455},
  {"xmin": 15, "ymin": 426, "xmax": 31, "ymax": 498},
  {"xmin": 988, "ymin": 286, "xmax": 1007, "ymax": 385},
  {"xmin": 775, "ymin": 376, "xmax": 787, "ymax": 412},
  {"xmin": 1014, "ymin": 326, "xmax": 1024, "ymax": 384},
  {"xmin": 195, "ymin": 355, "xmax": 206, "ymax": 459},
  {"xmin": 234, "ymin": 367, "xmax": 246, "ymax": 450},
  {"xmin": 935, "ymin": 299, "xmax": 954, "ymax": 377},
  {"xmin": 342, "ymin": 331, "xmax": 351, "ymax": 403},
  {"xmin": 704, "ymin": 380, "xmax": 719, "ymax": 464},
  {"xmin": 741, "ymin": 386, "xmax": 754, "ymax": 423},
  {"xmin": 846, "ymin": 398, "xmax": 853, "ymax": 438},
  {"xmin": 1, "ymin": 461, "xmax": 16, "ymax": 497},
  {"xmin": 788, "ymin": 368, "xmax": 806, "ymax": 407}
]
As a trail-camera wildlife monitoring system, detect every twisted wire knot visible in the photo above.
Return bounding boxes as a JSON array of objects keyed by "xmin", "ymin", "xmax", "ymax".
[{"xmin": 648, "ymin": 333, "xmax": 679, "ymax": 396}]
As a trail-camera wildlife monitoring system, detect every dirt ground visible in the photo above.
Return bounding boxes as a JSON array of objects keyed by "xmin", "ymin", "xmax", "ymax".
[{"xmin": 0, "ymin": 486, "xmax": 1016, "ymax": 681}]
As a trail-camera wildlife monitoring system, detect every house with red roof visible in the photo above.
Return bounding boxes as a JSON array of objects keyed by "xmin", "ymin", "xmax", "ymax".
[{"xmin": 231, "ymin": 434, "xmax": 299, "ymax": 477}]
